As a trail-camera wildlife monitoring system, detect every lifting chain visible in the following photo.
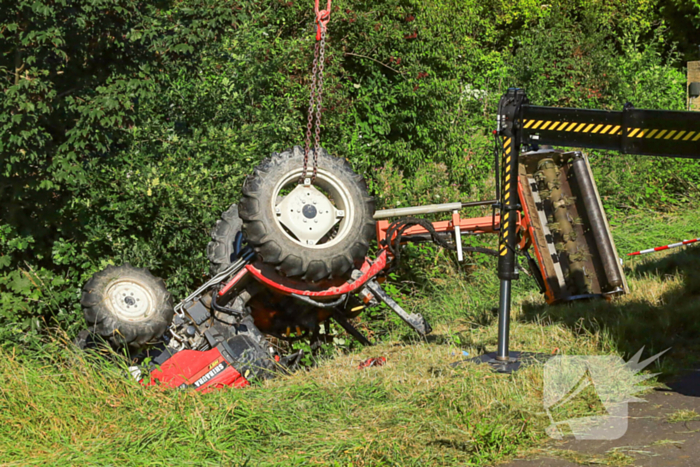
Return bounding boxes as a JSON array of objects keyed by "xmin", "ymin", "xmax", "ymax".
[{"xmin": 301, "ymin": 0, "xmax": 331, "ymax": 184}]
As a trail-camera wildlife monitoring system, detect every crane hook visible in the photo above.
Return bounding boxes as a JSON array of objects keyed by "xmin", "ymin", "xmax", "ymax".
[{"xmin": 315, "ymin": 0, "xmax": 331, "ymax": 40}]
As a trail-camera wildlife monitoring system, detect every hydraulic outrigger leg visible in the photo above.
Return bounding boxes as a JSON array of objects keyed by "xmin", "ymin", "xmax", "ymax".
[
  {"xmin": 495, "ymin": 91, "xmax": 523, "ymax": 364},
  {"xmin": 471, "ymin": 89, "xmax": 531, "ymax": 372}
]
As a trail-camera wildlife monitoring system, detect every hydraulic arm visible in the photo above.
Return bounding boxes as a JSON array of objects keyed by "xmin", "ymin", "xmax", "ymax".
[{"xmin": 521, "ymin": 102, "xmax": 700, "ymax": 157}]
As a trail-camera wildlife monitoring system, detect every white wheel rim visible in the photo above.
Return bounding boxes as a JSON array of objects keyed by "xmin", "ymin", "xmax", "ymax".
[
  {"xmin": 272, "ymin": 167, "xmax": 355, "ymax": 249},
  {"xmin": 105, "ymin": 279, "xmax": 155, "ymax": 321}
]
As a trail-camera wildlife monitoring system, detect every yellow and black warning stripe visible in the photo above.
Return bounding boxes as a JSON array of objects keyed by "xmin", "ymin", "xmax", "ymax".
[
  {"xmin": 499, "ymin": 137, "xmax": 514, "ymax": 257},
  {"xmin": 523, "ymin": 119, "xmax": 700, "ymax": 142},
  {"xmin": 519, "ymin": 104, "xmax": 700, "ymax": 157}
]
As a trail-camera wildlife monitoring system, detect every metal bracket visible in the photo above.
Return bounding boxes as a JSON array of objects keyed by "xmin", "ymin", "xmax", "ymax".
[
  {"xmin": 453, "ymin": 210, "xmax": 463, "ymax": 261},
  {"xmin": 621, "ymin": 102, "xmax": 634, "ymax": 155}
]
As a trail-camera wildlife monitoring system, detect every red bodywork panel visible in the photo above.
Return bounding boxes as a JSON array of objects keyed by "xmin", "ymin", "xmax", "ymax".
[{"xmin": 147, "ymin": 347, "xmax": 249, "ymax": 393}]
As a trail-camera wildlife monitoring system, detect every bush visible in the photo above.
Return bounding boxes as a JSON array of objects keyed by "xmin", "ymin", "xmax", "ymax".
[{"xmin": 0, "ymin": 0, "xmax": 695, "ymax": 345}]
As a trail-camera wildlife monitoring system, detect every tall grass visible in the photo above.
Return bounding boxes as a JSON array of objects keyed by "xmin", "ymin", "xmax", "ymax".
[{"xmin": 2, "ymin": 210, "xmax": 699, "ymax": 466}]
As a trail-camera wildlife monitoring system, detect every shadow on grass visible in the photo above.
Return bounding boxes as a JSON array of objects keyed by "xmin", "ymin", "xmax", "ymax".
[{"xmin": 520, "ymin": 245, "xmax": 700, "ymax": 382}]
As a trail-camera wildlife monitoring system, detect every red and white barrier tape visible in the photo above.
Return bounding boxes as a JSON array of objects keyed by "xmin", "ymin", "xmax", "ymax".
[{"xmin": 627, "ymin": 238, "xmax": 699, "ymax": 256}]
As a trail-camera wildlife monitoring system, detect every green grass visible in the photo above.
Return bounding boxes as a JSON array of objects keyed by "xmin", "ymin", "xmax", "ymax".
[
  {"xmin": 2, "ymin": 209, "xmax": 700, "ymax": 466},
  {"xmin": 667, "ymin": 409, "xmax": 700, "ymax": 423}
]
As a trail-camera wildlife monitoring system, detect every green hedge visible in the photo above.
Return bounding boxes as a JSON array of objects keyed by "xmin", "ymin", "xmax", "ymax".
[{"xmin": 0, "ymin": 0, "xmax": 695, "ymax": 346}]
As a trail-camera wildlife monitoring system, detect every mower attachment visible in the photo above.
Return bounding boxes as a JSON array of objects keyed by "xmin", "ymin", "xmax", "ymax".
[{"xmin": 518, "ymin": 149, "xmax": 628, "ymax": 303}]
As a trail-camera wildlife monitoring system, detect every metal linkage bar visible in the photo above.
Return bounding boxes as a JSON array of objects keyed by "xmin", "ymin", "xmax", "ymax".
[
  {"xmin": 374, "ymin": 202, "xmax": 462, "ymax": 220},
  {"xmin": 373, "ymin": 199, "xmax": 497, "ymax": 220},
  {"xmin": 331, "ymin": 310, "xmax": 372, "ymax": 346},
  {"xmin": 365, "ymin": 279, "xmax": 432, "ymax": 336}
]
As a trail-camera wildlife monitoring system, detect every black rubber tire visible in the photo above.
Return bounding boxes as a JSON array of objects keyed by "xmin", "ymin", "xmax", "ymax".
[
  {"xmin": 81, "ymin": 264, "xmax": 174, "ymax": 348},
  {"xmin": 207, "ymin": 204, "xmax": 243, "ymax": 276},
  {"xmin": 239, "ymin": 146, "xmax": 375, "ymax": 282}
]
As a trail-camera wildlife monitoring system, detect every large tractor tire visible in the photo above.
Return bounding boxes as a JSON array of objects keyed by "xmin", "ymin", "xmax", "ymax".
[
  {"xmin": 81, "ymin": 264, "xmax": 174, "ymax": 348},
  {"xmin": 207, "ymin": 204, "xmax": 243, "ymax": 276},
  {"xmin": 239, "ymin": 146, "xmax": 375, "ymax": 282}
]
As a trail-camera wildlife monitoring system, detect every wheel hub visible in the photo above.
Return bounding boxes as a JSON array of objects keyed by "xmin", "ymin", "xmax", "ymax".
[
  {"xmin": 106, "ymin": 280, "xmax": 155, "ymax": 321},
  {"xmin": 302, "ymin": 204, "xmax": 317, "ymax": 219},
  {"xmin": 276, "ymin": 184, "xmax": 344, "ymax": 246}
]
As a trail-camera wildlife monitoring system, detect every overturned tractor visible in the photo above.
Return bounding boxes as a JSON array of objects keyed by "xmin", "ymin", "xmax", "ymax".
[{"xmin": 77, "ymin": 86, "xmax": 700, "ymax": 389}]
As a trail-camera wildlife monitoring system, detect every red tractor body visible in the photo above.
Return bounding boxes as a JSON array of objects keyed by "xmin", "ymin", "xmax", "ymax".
[{"xmin": 147, "ymin": 347, "xmax": 249, "ymax": 393}]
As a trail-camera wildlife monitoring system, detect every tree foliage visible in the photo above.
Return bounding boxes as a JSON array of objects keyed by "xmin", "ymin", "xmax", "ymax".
[{"xmin": 0, "ymin": 0, "xmax": 695, "ymax": 345}]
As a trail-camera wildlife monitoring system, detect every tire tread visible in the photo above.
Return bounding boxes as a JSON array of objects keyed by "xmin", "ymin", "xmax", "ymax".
[{"xmin": 239, "ymin": 146, "xmax": 375, "ymax": 281}]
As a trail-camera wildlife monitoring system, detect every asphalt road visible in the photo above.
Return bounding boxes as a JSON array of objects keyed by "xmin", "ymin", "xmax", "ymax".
[{"xmin": 503, "ymin": 369, "xmax": 700, "ymax": 467}]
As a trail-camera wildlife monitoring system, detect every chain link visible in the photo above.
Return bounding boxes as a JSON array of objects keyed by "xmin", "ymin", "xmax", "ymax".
[
  {"xmin": 312, "ymin": 28, "xmax": 326, "ymax": 182},
  {"xmin": 301, "ymin": 26, "xmax": 327, "ymax": 184}
]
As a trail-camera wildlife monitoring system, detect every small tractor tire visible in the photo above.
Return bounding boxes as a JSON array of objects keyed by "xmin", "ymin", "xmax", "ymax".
[
  {"xmin": 238, "ymin": 146, "xmax": 375, "ymax": 282},
  {"xmin": 81, "ymin": 264, "xmax": 174, "ymax": 348},
  {"xmin": 207, "ymin": 204, "xmax": 243, "ymax": 276}
]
